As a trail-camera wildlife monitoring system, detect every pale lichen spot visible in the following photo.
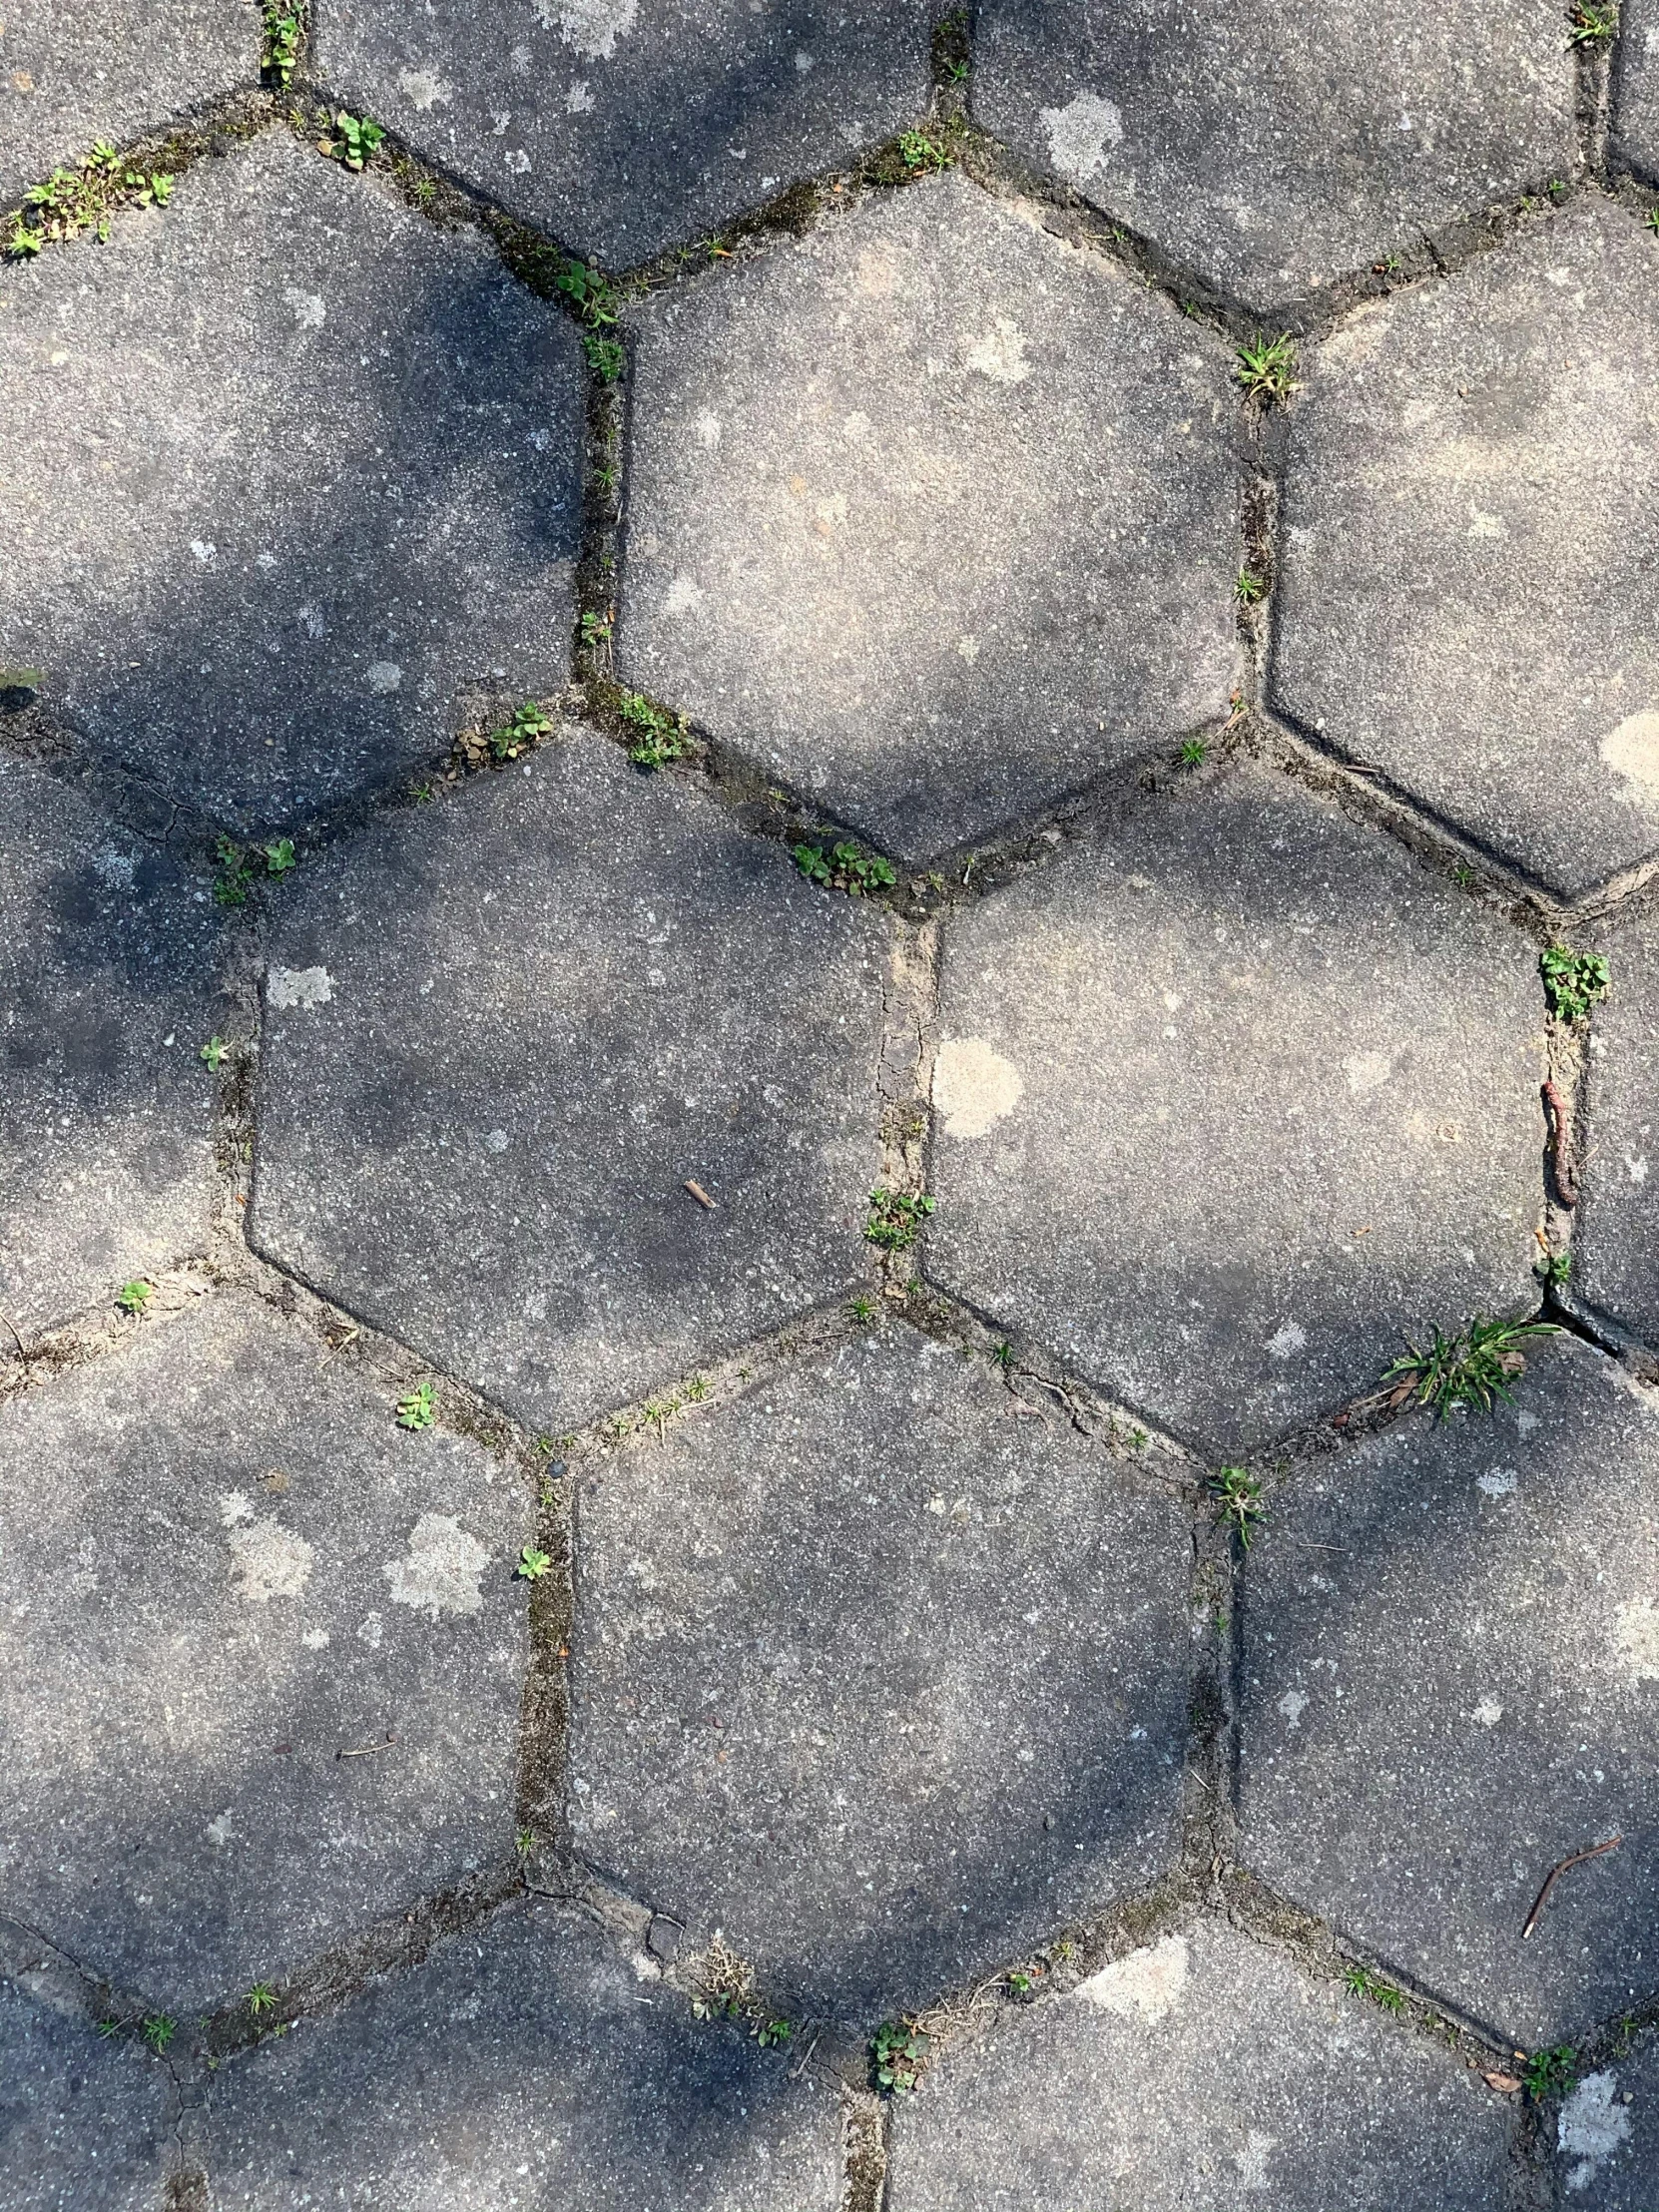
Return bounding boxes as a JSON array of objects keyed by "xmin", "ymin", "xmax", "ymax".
[
  {"xmin": 301, "ymin": 1626, "xmax": 330, "ymax": 1650},
  {"xmin": 1472, "ymin": 1694, "xmax": 1503, "ymax": 1726},
  {"xmin": 965, "ymin": 313, "xmax": 1031, "ymax": 385},
  {"xmin": 356, "ymin": 1612, "xmax": 384, "ymax": 1649},
  {"xmin": 1074, "ymin": 1933, "xmax": 1188, "ymax": 2022},
  {"xmin": 1559, "ymin": 2072, "xmax": 1631, "ymax": 2193},
  {"xmin": 932, "ymin": 1036, "xmax": 1024, "ymax": 1139},
  {"xmin": 537, "ymin": 0, "xmax": 639, "ymax": 61},
  {"xmin": 229, "ymin": 1516, "xmax": 315, "ymax": 1602},
  {"xmin": 956, "ymin": 635, "xmax": 980, "ymax": 664},
  {"xmin": 1266, "ymin": 1321, "xmax": 1307, "ymax": 1361},
  {"xmin": 694, "ymin": 409, "xmax": 722, "ymax": 449},
  {"xmin": 1039, "ymin": 91, "xmax": 1125, "ymax": 184},
  {"xmin": 663, "ymin": 575, "xmax": 703, "ymax": 617},
  {"xmin": 206, "ymin": 1810, "xmax": 234, "ymax": 1848},
  {"xmin": 365, "ymin": 660, "xmax": 403, "ymax": 694},
  {"xmin": 396, "ymin": 68, "xmax": 451, "ymax": 110},
  {"xmin": 1615, "ymin": 1596, "xmax": 1659, "ymax": 1679},
  {"xmin": 1277, "ymin": 1688, "xmax": 1308, "ymax": 1729},
  {"xmin": 1477, "ymin": 1468, "xmax": 1518, "ymax": 1498},
  {"xmin": 1601, "ymin": 711, "xmax": 1659, "ymax": 804},
  {"xmin": 565, "ymin": 79, "xmax": 596, "ymax": 113},
  {"xmin": 267, "ymin": 965, "xmax": 333, "ymax": 1010},
  {"xmin": 1344, "ymin": 1049, "xmax": 1391, "ymax": 1094},
  {"xmin": 1234, "ymin": 2131, "xmax": 1277, "ymax": 2191},
  {"xmin": 1466, "ymin": 505, "xmax": 1507, "ymax": 541},
  {"xmin": 219, "ymin": 1488, "xmax": 256, "ymax": 1527},
  {"xmin": 282, "ymin": 286, "xmax": 325, "ymax": 329},
  {"xmin": 384, "ymin": 1512, "xmax": 489, "ymax": 1620}
]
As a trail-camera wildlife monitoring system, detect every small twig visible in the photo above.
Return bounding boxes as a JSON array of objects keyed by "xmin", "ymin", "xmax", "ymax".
[
  {"xmin": 1541, "ymin": 1079, "xmax": 1578, "ymax": 1206},
  {"xmin": 683, "ymin": 1179, "xmax": 717, "ymax": 1210},
  {"xmin": 0, "ymin": 1309, "xmax": 25, "ymax": 1359},
  {"xmin": 1521, "ymin": 1834, "xmax": 1621, "ymax": 1938},
  {"xmin": 336, "ymin": 1735, "xmax": 397, "ymax": 1761}
]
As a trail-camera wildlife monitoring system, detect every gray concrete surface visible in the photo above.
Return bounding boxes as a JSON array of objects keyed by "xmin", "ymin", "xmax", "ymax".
[
  {"xmin": 1613, "ymin": 1, "xmax": 1659, "ymax": 183},
  {"xmin": 0, "ymin": 757, "xmax": 220, "ymax": 1336},
  {"xmin": 620, "ymin": 171, "xmax": 1239, "ymax": 866},
  {"xmin": 1576, "ymin": 895, "xmax": 1659, "ymax": 1351},
  {"xmin": 0, "ymin": 129, "xmax": 583, "ymax": 831},
  {"xmin": 1240, "ymin": 1332, "xmax": 1659, "ymax": 2046},
  {"xmin": 0, "ymin": 1980, "xmax": 170, "ymax": 2212},
  {"xmin": 568, "ymin": 1322, "xmax": 1191, "ymax": 2024},
  {"xmin": 1272, "ymin": 199, "xmax": 1659, "ymax": 899},
  {"xmin": 885, "ymin": 1916, "xmax": 1511, "ymax": 2210},
  {"xmin": 313, "ymin": 0, "xmax": 934, "ymax": 272},
  {"xmin": 0, "ymin": 1290, "xmax": 527, "ymax": 2012},
  {"xmin": 927, "ymin": 765, "xmax": 1545, "ymax": 1457},
  {"xmin": 1554, "ymin": 2037, "xmax": 1659, "ymax": 2205}
]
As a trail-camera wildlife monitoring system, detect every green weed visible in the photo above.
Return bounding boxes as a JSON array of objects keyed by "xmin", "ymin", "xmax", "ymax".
[
  {"xmin": 330, "ymin": 113, "xmax": 385, "ymax": 172},
  {"xmin": 396, "ymin": 1380, "xmax": 437, "ymax": 1431},
  {"xmin": 897, "ymin": 128, "xmax": 954, "ymax": 174},
  {"xmin": 246, "ymin": 1982, "xmax": 277, "ymax": 2016},
  {"xmin": 848, "ymin": 1295, "xmax": 878, "ymax": 1325},
  {"xmin": 213, "ymin": 836, "xmax": 294, "ymax": 906},
  {"xmin": 1209, "ymin": 1464, "xmax": 1266, "ymax": 1549},
  {"xmin": 1536, "ymin": 1248, "xmax": 1572, "ymax": 1286},
  {"xmin": 1235, "ymin": 567, "xmax": 1267, "ymax": 606},
  {"xmin": 992, "ymin": 1341, "xmax": 1015, "ymax": 1368},
  {"xmin": 141, "ymin": 2014, "xmax": 176, "ymax": 2054},
  {"xmin": 199, "ymin": 1036, "xmax": 230, "ymax": 1072},
  {"xmin": 489, "ymin": 700, "xmax": 552, "ymax": 762},
  {"xmin": 1384, "ymin": 1315, "xmax": 1559, "ymax": 1416},
  {"xmin": 580, "ymin": 609, "xmax": 614, "ymax": 648},
  {"xmin": 8, "ymin": 143, "xmax": 173, "ymax": 256},
  {"xmin": 864, "ymin": 1188, "xmax": 935, "ymax": 1250},
  {"xmin": 555, "ymin": 257, "xmax": 621, "ymax": 325},
  {"xmin": 872, "ymin": 2019, "xmax": 930, "ymax": 2094},
  {"xmin": 1540, "ymin": 945, "xmax": 1610, "ymax": 1023},
  {"xmin": 260, "ymin": 2, "xmax": 303, "ymax": 84},
  {"xmin": 793, "ymin": 839, "xmax": 896, "ymax": 896},
  {"xmin": 582, "ymin": 331, "xmax": 626, "ymax": 381},
  {"xmin": 117, "ymin": 1280, "xmax": 153, "ymax": 1317},
  {"xmin": 516, "ymin": 1544, "xmax": 553, "ymax": 1581},
  {"xmin": 1179, "ymin": 738, "xmax": 1208, "ymax": 769},
  {"xmin": 754, "ymin": 2017, "xmax": 793, "ymax": 2048},
  {"xmin": 1523, "ymin": 2043, "xmax": 1577, "ymax": 2098},
  {"xmin": 1343, "ymin": 1964, "xmax": 1405, "ymax": 2012},
  {"xmin": 618, "ymin": 692, "xmax": 690, "ymax": 769},
  {"xmin": 516, "ymin": 1827, "xmax": 538, "ymax": 1856},
  {"xmin": 1566, "ymin": 2, "xmax": 1617, "ymax": 44},
  {"xmin": 1236, "ymin": 331, "xmax": 1298, "ymax": 404}
]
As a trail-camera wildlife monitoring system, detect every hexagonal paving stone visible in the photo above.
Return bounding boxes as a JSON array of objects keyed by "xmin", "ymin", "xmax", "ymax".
[
  {"xmin": 201, "ymin": 1897, "xmax": 841, "ymax": 2210},
  {"xmin": 313, "ymin": 0, "xmax": 934, "ymax": 273},
  {"xmin": 1272, "ymin": 199, "xmax": 1659, "ymax": 900},
  {"xmin": 0, "ymin": 1290, "xmax": 527, "ymax": 2012},
  {"xmin": 1613, "ymin": 2, "xmax": 1659, "ymax": 184},
  {"xmin": 884, "ymin": 1917, "xmax": 1512, "ymax": 2210},
  {"xmin": 1577, "ymin": 897, "xmax": 1659, "ymax": 1351},
  {"xmin": 973, "ymin": 0, "xmax": 1573, "ymax": 313},
  {"xmin": 568, "ymin": 1321, "xmax": 1191, "ymax": 2025},
  {"xmin": 0, "ymin": 129, "xmax": 583, "ymax": 832},
  {"xmin": 0, "ymin": 2, "xmax": 258, "ymax": 213},
  {"xmin": 0, "ymin": 1980, "xmax": 172, "ymax": 2212},
  {"xmin": 1554, "ymin": 2040, "xmax": 1659, "ymax": 2205},
  {"xmin": 619, "ymin": 171, "xmax": 1239, "ymax": 867},
  {"xmin": 926, "ymin": 765, "xmax": 1544, "ymax": 1459},
  {"xmin": 0, "ymin": 757, "xmax": 221, "ymax": 1337},
  {"xmin": 251, "ymin": 731, "xmax": 884, "ymax": 1436},
  {"xmin": 1239, "ymin": 1333, "xmax": 1659, "ymax": 2046}
]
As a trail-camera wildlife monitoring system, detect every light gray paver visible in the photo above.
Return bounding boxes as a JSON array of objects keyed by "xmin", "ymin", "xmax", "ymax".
[
  {"xmin": 313, "ymin": 0, "xmax": 934, "ymax": 273},
  {"xmin": 568, "ymin": 1322, "xmax": 1191, "ymax": 2025},
  {"xmin": 0, "ymin": 129, "xmax": 583, "ymax": 832},
  {"xmin": 973, "ymin": 0, "xmax": 1574, "ymax": 313},
  {"xmin": 0, "ymin": 1291, "xmax": 527, "ymax": 2012},
  {"xmin": 0, "ymin": 1982, "xmax": 170, "ymax": 2212},
  {"xmin": 1240, "ymin": 1333, "xmax": 1659, "ymax": 2046},
  {"xmin": 926, "ymin": 765, "xmax": 1544, "ymax": 1458},
  {"xmin": 0, "ymin": 1, "xmax": 258, "ymax": 213},
  {"xmin": 1613, "ymin": 2, "xmax": 1659, "ymax": 183},
  {"xmin": 1272, "ymin": 199, "xmax": 1659, "ymax": 899},
  {"xmin": 0, "ymin": 757, "xmax": 220, "ymax": 1336},
  {"xmin": 1554, "ymin": 2040, "xmax": 1659, "ymax": 2205},
  {"xmin": 619, "ymin": 171, "xmax": 1239, "ymax": 867},
  {"xmin": 251, "ymin": 731, "xmax": 885, "ymax": 1436},
  {"xmin": 202, "ymin": 1897, "xmax": 841, "ymax": 2210},
  {"xmin": 1577, "ymin": 897, "xmax": 1659, "ymax": 1350},
  {"xmin": 884, "ymin": 1916, "xmax": 1511, "ymax": 2211}
]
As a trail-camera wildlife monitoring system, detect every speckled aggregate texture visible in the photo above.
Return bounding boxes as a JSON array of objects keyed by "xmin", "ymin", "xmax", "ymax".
[
  {"xmin": 568, "ymin": 1323, "xmax": 1191, "ymax": 2024},
  {"xmin": 0, "ymin": 1291, "xmax": 527, "ymax": 2013},
  {"xmin": 0, "ymin": 756, "xmax": 220, "ymax": 1335},
  {"xmin": 1272, "ymin": 200, "xmax": 1659, "ymax": 899},
  {"xmin": 1240, "ymin": 1334, "xmax": 1659, "ymax": 2046},
  {"xmin": 884, "ymin": 1917, "xmax": 1511, "ymax": 2211},
  {"xmin": 1613, "ymin": 1, "xmax": 1659, "ymax": 182},
  {"xmin": 0, "ymin": 1981, "xmax": 170, "ymax": 2212},
  {"xmin": 620, "ymin": 171, "xmax": 1240, "ymax": 864},
  {"xmin": 1577, "ymin": 896, "xmax": 1659, "ymax": 1347},
  {"xmin": 1552, "ymin": 2035, "xmax": 1659, "ymax": 2204},
  {"xmin": 0, "ymin": 130, "xmax": 584, "ymax": 831},
  {"xmin": 201, "ymin": 1897, "xmax": 842, "ymax": 2211},
  {"xmin": 251, "ymin": 731, "xmax": 885, "ymax": 1434},
  {"xmin": 926, "ymin": 765, "xmax": 1544, "ymax": 1457},
  {"xmin": 312, "ymin": 0, "xmax": 935, "ymax": 272},
  {"xmin": 973, "ymin": 0, "xmax": 1574, "ymax": 312}
]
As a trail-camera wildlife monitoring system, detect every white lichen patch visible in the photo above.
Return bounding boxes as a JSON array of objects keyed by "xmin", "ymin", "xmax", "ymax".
[
  {"xmin": 1477, "ymin": 1468, "xmax": 1518, "ymax": 1498},
  {"xmin": 1559, "ymin": 2071, "xmax": 1631, "ymax": 2192},
  {"xmin": 1266, "ymin": 1321, "xmax": 1307, "ymax": 1360},
  {"xmin": 219, "ymin": 1488, "xmax": 255, "ymax": 1526},
  {"xmin": 1601, "ymin": 711, "xmax": 1659, "ymax": 803},
  {"xmin": 229, "ymin": 1516, "xmax": 315, "ymax": 1602},
  {"xmin": 965, "ymin": 313, "xmax": 1031, "ymax": 384},
  {"xmin": 1614, "ymin": 1596, "xmax": 1659, "ymax": 1679},
  {"xmin": 397, "ymin": 67, "xmax": 451, "ymax": 110},
  {"xmin": 1074, "ymin": 1933, "xmax": 1188, "ymax": 2022},
  {"xmin": 932, "ymin": 1036, "xmax": 1024, "ymax": 1139},
  {"xmin": 662, "ymin": 574, "xmax": 704, "ymax": 617},
  {"xmin": 283, "ymin": 286, "xmax": 325, "ymax": 329},
  {"xmin": 1039, "ymin": 91, "xmax": 1124, "ymax": 185},
  {"xmin": 1277, "ymin": 1688, "xmax": 1308, "ymax": 1729},
  {"xmin": 365, "ymin": 660, "xmax": 402, "ymax": 694},
  {"xmin": 267, "ymin": 965, "xmax": 333, "ymax": 1010},
  {"xmin": 537, "ymin": 0, "xmax": 638, "ymax": 60},
  {"xmin": 1234, "ymin": 2130, "xmax": 1277, "ymax": 2190},
  {"xmin": 1344, "ymin": 1049, "xmax": 1391, "ymax": 1093},
  {"xmin": 1472, "ymin": 1694, "xmax": 1503, "ymax": 1726},
  {"xmin": 383, "ymin": 1512, "xmax": 489, "ymax": 1620}
]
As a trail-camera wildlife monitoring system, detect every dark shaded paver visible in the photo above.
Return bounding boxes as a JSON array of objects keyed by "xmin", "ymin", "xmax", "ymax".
[
  {"xmin": 0, "ymin": 1980, "xmax": 171, "ymax": 2212},
  {"xmin": 252, "ymin": 731, "xmax": 884, "ymax": 1435},
  {"xmin": 1577, "ymin": 897, "xmax": 1659, "ymax": 1351},
  {"xmin": 1273, "ymin": 199, "xmax": 1659, "ymax": 899},
  {"xmin": 0, "ymin": 129, "xmax": 582, "ymax": 832},
  {"xmin": 974, "ymin": 0, "xmax": 1573, "ymax": 314},
  {"xmin": 202, "ymin": 1896, "xmax": 840, "ymax": 2209},
  {"xmin": 1613, "ymin": 3, "xmax": 1659, "ymax": 183},
  {"xmin": 568, "ymin": 1322, "xmax": 1190, "ymax": 2025},
  {"xmin": 927, "ymin": 767, "xmax": 1543, "ymax": 1457},
  {"xmin": 885, "ymin": 1916, "xmax": 1510, "ymax": 2210},
  {"xmin": 0, "ymin": 2, "xmax": 257, "ymax": 213},
  {"xmin": 0, "ymin": 1291, "xmax": 527, "ymax": 2012},
  {"xmin": 1554, "ymin": 2040, "xmax": 1659, "ymax": 2204},
  {"xmin": 620, "ymin": 171, "xmax": 1239, "ymax": 867},
  {"xmin": 1240, "ymin": 1333, "xmax": 1659, "ymax": 2046},
  {"xmin": 0, "ymin": 757, "xmax": 220, "ymax": 1336},
  {"xmin": 313, "ymin": 0, "xmax": 933, "ymax": 274}
]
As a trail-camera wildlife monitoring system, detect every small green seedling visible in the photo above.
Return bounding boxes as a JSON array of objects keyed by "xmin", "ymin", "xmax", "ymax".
[
  {"xmin": 331, "ymin": 113, "xmax": 385, "ymax": 171},
  {"xmin": 1523, "ymin": 2043, "xmax": 1577, "ymax": 2099},
  {"xmin": 141, "ymin": 2014, "xmax": 177, "ymax": 2054},
  {"xmin": 97, "ymin": 2016, "xmax": 123, "ymax": 2038},
  {"xmin": 1128, "ymin": 1427, "xmax": 1148, "ymax": 1451},
  {"xmin": 261, "ymin": 3, "xmax": 302, "ymax": 84},
  {"xmin": 1209, "ymin": 1464, "xmax": 1266, "ymax": 1549},
  {"xmin": 872, "ymin": 2019, "xmax": 930, "ymax": 2094},
  {"xmin": 200, "ymin": 1036, "xmax": 230, "ymax": 1072},
  {"xmin": 1235, "ymin": 566, "xmax": 1267, "ymax": 606},
  {"xmin": 488, "ymin": 700, "xmax": 552, "ymax": 762},
  {"xmin": 1567, "ymin": 2, "xmax": 1617, "ymax": 44},
  {"xmin": 516, "ymin": 1544, "xmax": 553, "ymax": 1580},
  {"xmin": 848, "ymin": 1295, "xmax": 877, "ymax": 1325},
  {"xmin": 1006, "ymin": 1969, "xmax": 1035, "ymax": 1998},
  {"xmin": 1344, "ymin": 1964, "xmax": 1407, "ymax": 2012},
  {"xmin": 396, "ymin": 1380, "xmax": 437, "ymax": 1430},
  {"xmin": 117, "ymin": 1280, "xmax": 153, "ymax": 1317},
  {"xmin": 992, "ymin": 1341, "xmax": 1015, "ymax": 1369},
  {"xmin": 1179, "ymin": 737, "xmax": 1208, "ymax": 769},
  {"xmin": 1648, "ymin": 207, "xmax": 1659, "ymax": 235},
  {"xmin": 246, "ymin": 1982, "xmax": 277, "ymax": 2017},
  {"xmin": 214, "ymin": 836, "xmax": 256, "ymax": 906},
  {"xmin": 793, "ymin": 839, "xmax": 896, "ymax": 896},
  {"xmin": 896, "ymin": 128, "xmax": 953, "ymax": 174},
  {"xmin": 580, "ymin": 609, "xmax": 614, "ymax": 648},
  {"xmin": 1536, "ymin": 1248, "xmax": 1572, "ymax": 1286},
  {"xmin": 755, "ymin": 2017, "xmax": 793, "ymax": 2048},
  {"xmin": 618, "ymin": 692, "xmax": 690, "ymax": 769},
  {"xmin": 1540, "ymin": 945, "xmax": 1610, "ymax": 1023},
  {"xmin": 1236, "ymin": 331, "xmax": 1298, "ymax": 404},
  {"xmin": 582, "ymin": 331, "xmax": 626, "ymax": 381},
  {"xmin": 262, "ymin": 837, "xmax": 296, "ymax": 878},
  {"xmin": 1385, "ymin": 1315, "xmax": 1559, "ymax": 1417},
  {"xmin": 8, "ymin": 143, "xmax": 173, "ymax": 256},
  {"xmin": 516, "ymin": 1827, "xmax": 538, "ymax": 1856},
  {"xmin": 554, "ymin": 257, "xmax": 621, "ymax": 325},
  {"xmin": 864, "ymin": 1188, "xmax": 935, "ymax": 1250}
]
